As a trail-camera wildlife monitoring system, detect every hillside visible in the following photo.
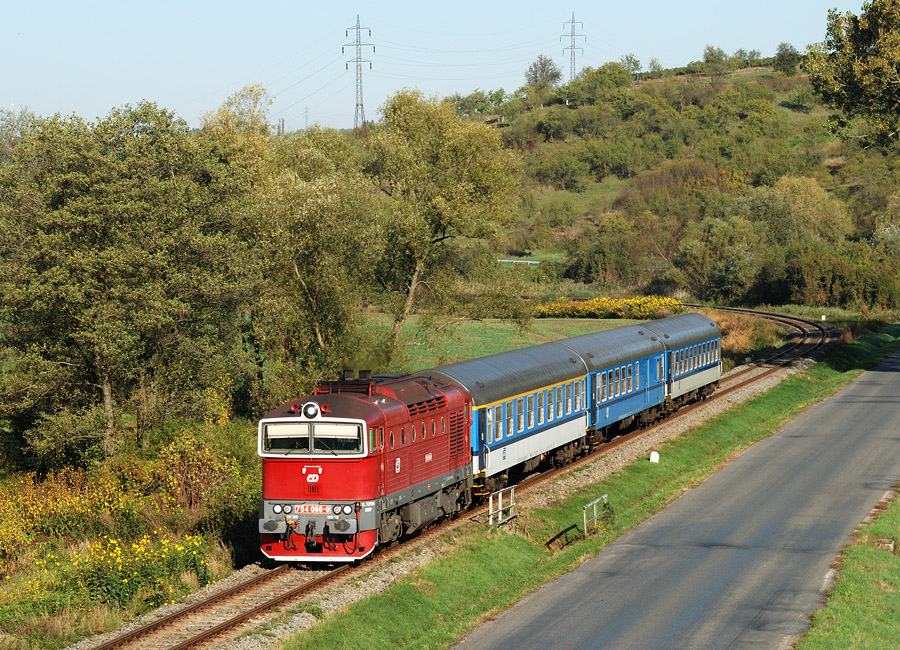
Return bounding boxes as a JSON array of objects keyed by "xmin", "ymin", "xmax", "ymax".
[{"xmin": 457, "ymin": 64, "xmax": 900, "ymax": 310}]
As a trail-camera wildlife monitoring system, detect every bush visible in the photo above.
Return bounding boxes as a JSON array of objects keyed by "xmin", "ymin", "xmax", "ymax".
[{"xmin": 535, "ymin": 296, "xmax": 684, "ymax": 319}]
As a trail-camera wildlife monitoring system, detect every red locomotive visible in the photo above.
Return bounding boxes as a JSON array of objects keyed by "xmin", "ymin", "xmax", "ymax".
[{"xmin": 257, "ymin": 371, "xmax": 472, "ymax": 562}]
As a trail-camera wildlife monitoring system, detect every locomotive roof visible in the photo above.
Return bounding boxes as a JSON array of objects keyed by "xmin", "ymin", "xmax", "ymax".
[
  {"xmin": 414, "ymin": 312, "xmax": 719, "ymax": 407},
  {"xmin": 261, "ymin": 394, "xmax": 385, "ymax": 422}
]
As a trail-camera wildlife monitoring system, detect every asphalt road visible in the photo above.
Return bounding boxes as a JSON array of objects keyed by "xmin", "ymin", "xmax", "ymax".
[{"xmin": 457, "ymin": 350, "xmax": 900, "ymax": 650}]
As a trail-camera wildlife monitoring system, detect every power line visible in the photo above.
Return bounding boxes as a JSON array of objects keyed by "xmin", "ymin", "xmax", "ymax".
[
  {"xmin": 561, "ymin": 12, "xmax": 585, "ymax": 82},
  {"xmin": 344, "ymin": 15, "xmax": 374, "ymax": 136}
]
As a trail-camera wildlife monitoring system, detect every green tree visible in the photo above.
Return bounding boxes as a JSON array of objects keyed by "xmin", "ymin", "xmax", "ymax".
[
  {"xmin": 251, "ymin": 128, "xmax": 378, "ymax": 404},
  {"xmin": 807, "ymin": 1, "xmax": 900, "ymax": 146},
  {"xmin": 0, "ymin": 104, "xmax": 255, "ymax": 464},
  {"xmin": 525, "ymin": 55, "xmax": 563, "ymax": 89},
  {"xmin": 773, "ymin": 42, "xmax": 801, "ymax": 75},
  {"xmin": 703, "ymin": 45, "xmax": 728, "ymax": 63},
  {"xmin": 366, "ymin": 90, "xmax": 521, "ymax": 365},
  {"xmin": 620, "ymin": 54, "xmax": 642, "ymax": 79}
]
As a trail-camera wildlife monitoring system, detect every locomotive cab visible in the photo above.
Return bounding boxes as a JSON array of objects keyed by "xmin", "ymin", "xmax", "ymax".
[{"xmin": 257, "ymin": 396, "xmax": 383, "ymax": 562}]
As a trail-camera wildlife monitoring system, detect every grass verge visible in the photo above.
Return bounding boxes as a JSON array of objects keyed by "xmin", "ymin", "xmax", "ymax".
[
  {"xmin": 794, "ymin": 491, "xmax": 900, "ymax": 649},
  {"xmin": 277, "ymin": 323, "xmax": 900, "ymax": 650}
]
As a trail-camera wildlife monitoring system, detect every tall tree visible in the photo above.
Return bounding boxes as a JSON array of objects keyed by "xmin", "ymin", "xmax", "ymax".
[
  {"xmin": 251, "ymin": 128, "xmax": 378, "ymax": 404},
  {"xmin": 773, "ymin": 42, "xmax": 801, "ymax": 74},
  {"xmin": 525, "ymin": 54, "xmax": 563, "ymax": 89},
  {"xmin": 807, "ymin": 1, "xmax": 900, "ymax": 146},
  {"xmin": 0, "ymin": 103, "xmax": 255, "ymax": 464},
  {"xmin": 366, "ymin": 90, "xmax": 521, "ymax": 365}
]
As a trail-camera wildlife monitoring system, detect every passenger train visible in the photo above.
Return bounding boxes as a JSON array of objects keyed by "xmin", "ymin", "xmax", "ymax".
[{"xmin": 257, "ymin": 312, "xmax": 722, "ymax": 562}]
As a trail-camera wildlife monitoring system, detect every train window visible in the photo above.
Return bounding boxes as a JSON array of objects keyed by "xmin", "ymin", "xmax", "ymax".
[
  {"xmin": 517, "ymin": 398, "xmax": 524, "ymax": 432},
  {"xmin": 412, "ymin": 424, "xmax": 417, "ymax": 442},
  {"xmin": 574, "ymin": 381, "xmax": 581, "ymax": 411},
  {"xmin": 506, "ymin": 401, "xmax": 514, "ymax": 436},
  {"xmin": 565, "ymin": 383, "xmax": 572, "ymax": 414},
  {"xmin": 608, "ymin": 370, "xmax": 613, "ymax": 396},
  {"xmin": 556, "ymin": 387, "xmax": 563, "ymax": 418},
  {"xmin": 441, "ymin": 417, "xmax": 445, "ymax": 433},
  {"xmin": 627, "ymin": 365, "xmax": 633, "ymax": 392},
  {"xmin": 379, "ymin": 426, "xmax": 384, "ymax": 448},
  {"xmin": 582, "ymin": 379, "xmax": 587, "ymax": 408},
  {"xmin": 614, "ymin": 368, "xmax": 620, "ymax": 396},
  {"xmin": 312, "ymin": 423, "xmax": 362, "ymax": 453},
  {"xmin": 601, "ymin": 372, "xmax": 607, "ymax": 401},
  {"xmin": 486, "ymin": 409, "xmax": 493, "ymax": 444},
  {"xmin": 390, "ymin": 430, "xmax": 395, "ymax": 449},
  {"xmin": 547, "ymin": 390, "xmax": 554, "ymax": 422},
  {"xmin": 495, "ymin": 405, "xmax": 503, "ymax": 440},
  {"xmin": 527, "ymin": 395, "xmax": 535, "ymax": 428},
  {"xmin": 620, "ymin": 367, "xmax": 626, "ymax": 394},
  {"xmin": 369, "ymin": 427, "xmax": 376, "ymax": 452},
  {"xmin": 263, "ymin": 422, "xmax": 310, "ymax": 452},
  {"xmin": 401, "ymin": 426, "xmax": 406, "ymax": 445},
  {"xmin": 635, "ymin": 362, "xmax": 639, "ymax": 390},
  {"xmin": 431, "ymin": 420, "xmax": 436, "ymax": 437},
  {"xmin": 538, "ymin": 391, "xmax": 544, "ymax": 425}
]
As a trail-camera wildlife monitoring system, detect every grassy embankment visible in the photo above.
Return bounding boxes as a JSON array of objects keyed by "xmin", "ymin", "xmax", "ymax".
[{"xmin": 273, "ymin": 322, "xmax": 900, "ymax": 650}]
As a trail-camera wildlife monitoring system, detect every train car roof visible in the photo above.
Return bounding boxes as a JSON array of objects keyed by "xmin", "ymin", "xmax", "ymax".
[
  {"xmin": 416, "ymin": 342, "xmax": 587, "ymax": 407},
  {"xmin": 555, "ymin": 323, "xmax": 666, "ymax": 372},
  {"xmin": 413, "ymin": 312, "xmax": 719, "ymax": 406},
  {"xmin": 642, "ymin": 312, "xmax": 720, "ymax": 349}
]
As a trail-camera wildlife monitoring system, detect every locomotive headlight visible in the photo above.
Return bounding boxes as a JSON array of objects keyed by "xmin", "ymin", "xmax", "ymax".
[
  {"xmin": 302, "ymin": 402, "xmax": 319, "ymax": 419},
  {"xmin": 273, "ymin": 504, "xmax": 283, "ymax": 514},
  {"xmin": 332, "ymin": 505, "xmax": 342, "ymax": 515},
  {"xmin": 282, "ymin": 504, "xmax": 292, "ymax": 514},
  {"xmin": 342, "ymin": 504, "xmax": 353, "ymax": 515}
]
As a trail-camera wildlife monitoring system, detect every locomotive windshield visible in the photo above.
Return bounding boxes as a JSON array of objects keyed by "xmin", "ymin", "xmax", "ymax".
[{"xmin": 263, "ymin": 421, "xmax": 362, "ymax": 454}]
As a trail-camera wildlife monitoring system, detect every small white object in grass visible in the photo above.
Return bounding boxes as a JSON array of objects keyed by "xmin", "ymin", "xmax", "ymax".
[{"xmin": 649, "ymin": 451, "xmax": 660, "ymax": 463}]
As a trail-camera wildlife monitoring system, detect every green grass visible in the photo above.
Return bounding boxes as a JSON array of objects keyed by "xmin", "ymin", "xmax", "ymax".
[
  {"xmin": 278, "ymin": 323, "xmax": 900, "ymax": 650},
  {"xmin": 796, "ymin": 494, "xmax": 900, "ymax": 650},
  {"xmin": 363, "ymin": 316, "xmax": 635, "ymax": 372}
]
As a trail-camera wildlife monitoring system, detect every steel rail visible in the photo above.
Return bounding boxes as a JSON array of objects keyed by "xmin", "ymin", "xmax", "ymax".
[
  {"xmin": 167, "ymin": 566, "xmax": 349, "ymax": 649},
  {"xmin": 91, "ymin": 564, "xmax": 293, "ymax": 649}
]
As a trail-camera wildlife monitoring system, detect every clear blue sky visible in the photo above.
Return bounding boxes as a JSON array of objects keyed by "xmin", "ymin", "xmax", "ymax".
[{"xmin": 2, "ymin": 1, "xmax": 861, "ymax": 131}]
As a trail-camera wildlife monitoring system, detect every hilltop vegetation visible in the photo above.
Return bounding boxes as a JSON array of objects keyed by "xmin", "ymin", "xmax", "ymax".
[{"xmin": 454, "ymin": 50, "xmax": 900, "ymax": 311}]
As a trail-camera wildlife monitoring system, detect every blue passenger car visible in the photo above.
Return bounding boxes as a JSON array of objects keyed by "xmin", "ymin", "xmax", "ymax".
[{"xmin": 416, "ymin": 313, "xmax": 721, "ymax": 493}]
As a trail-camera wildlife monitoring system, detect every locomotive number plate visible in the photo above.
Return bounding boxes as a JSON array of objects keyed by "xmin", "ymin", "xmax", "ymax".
[{"xmin": 296, "ymin": 505, "xmax": 330, "ymax": 515}]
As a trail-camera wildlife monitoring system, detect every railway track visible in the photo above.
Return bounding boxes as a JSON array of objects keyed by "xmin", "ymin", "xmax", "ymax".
[
  {"xmin": 89, "ymin": 307, "xmax": 830, "ymax": 650},
  {"xmin": 91, "ymin": 564, "xmax": 343, "ymax": 650}
]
